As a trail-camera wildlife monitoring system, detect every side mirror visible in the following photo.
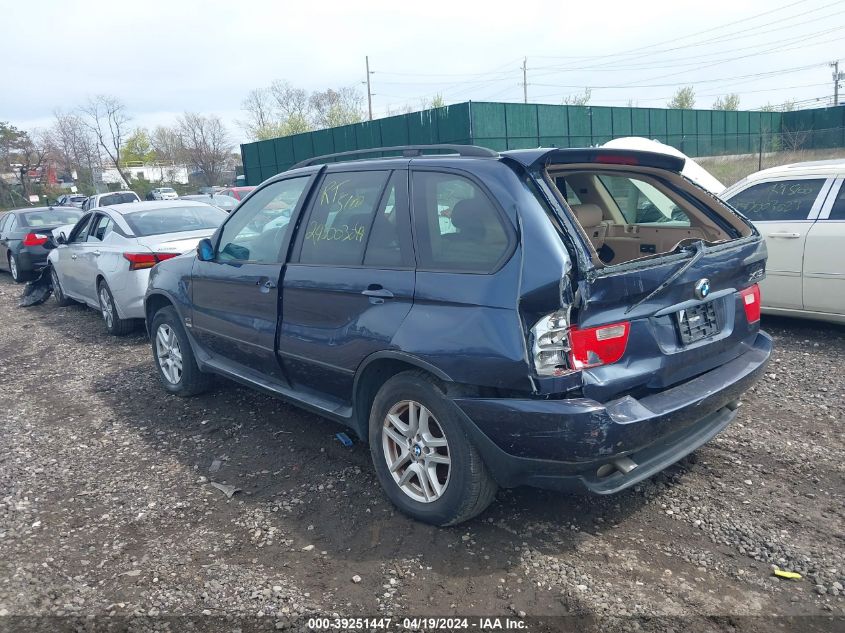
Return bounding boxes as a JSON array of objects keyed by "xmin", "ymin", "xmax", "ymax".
[
  {"xmin": 197, "ymin": 238, "xmax": 214, "ymax": 262},
  {"xmin": 57, "ymin": 232, "xmax": 68, "ymax": 245}
]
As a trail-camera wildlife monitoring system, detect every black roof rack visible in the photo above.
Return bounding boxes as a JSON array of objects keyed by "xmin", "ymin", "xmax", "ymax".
[{"xmin": 290, "ymin": 144, "xmax": 498, "ymax": 170}]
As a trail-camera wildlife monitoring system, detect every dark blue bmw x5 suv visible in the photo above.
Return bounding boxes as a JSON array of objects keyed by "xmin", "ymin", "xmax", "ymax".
[{"xmin": 145, "ymin": 144, "xmax": 771, "ymax": 525}]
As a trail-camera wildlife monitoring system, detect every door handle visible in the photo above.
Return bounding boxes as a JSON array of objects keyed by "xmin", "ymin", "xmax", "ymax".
[
  {"xmin": 362, "ymin": 285, "xmax": 394, "ymax": 299},
  {"xmin": 769, "ymin": 232, "xmax": 801, "ymax": 238},
  {"xmin": 93, "ymin": 250, "xmax": 101, "ymax": 257},
  {"xmin": 71, "ymin": 254, "xmax": 77, "ymax": 259},
  {"xmin": 256, "ymin": 277, "xmax": 277, "ymax": 293}
]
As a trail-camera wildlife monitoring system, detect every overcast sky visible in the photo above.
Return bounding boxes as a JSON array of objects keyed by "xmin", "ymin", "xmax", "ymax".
[{"xmin": 2, "ymin": 0, "xmax": 843, "ymax": 144}]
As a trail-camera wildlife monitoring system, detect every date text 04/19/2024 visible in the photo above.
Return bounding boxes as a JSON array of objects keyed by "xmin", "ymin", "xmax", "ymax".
[{"xmin": 307, "ymin": 617, "xmax": 528, "ymax": 630}]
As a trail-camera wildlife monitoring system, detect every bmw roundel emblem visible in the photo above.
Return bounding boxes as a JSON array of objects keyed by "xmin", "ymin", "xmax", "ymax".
[{"xmin": 694, "ymin": 278, "xmax": 711, "ymax": 300}]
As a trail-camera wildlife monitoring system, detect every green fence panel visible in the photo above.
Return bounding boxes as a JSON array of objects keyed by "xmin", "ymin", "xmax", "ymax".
[
  {"xmin": 355, "ymin": 120, "xmax": 382, "ymax": 150},
  {"xmin": 470, "ymin": 102, "xmax": 506, "ymax": 138},
  {"xmin": 504, "ymin": 103, "xmax": 539, "ymax": 146},
  {"xmin": 590, "ymin": 106, "xmax": 613, "ymax": 144},
  {"xmin": 568, "ymin": 106, "xmax": 591, "ymax": 146},
  {"xmin": 710, "ymin": 111, "xmax": 726, "ymax": 155},
  {"xmin": 438, "ymin": 102, "xmax": 472, "ymax": 142},
  {"xmin": 611, "ymin": 107, "xmax": 633, "ymax": 137},
  {"xmin": 290, "ymin": 133, "xmax": 314, "ymax": 164},
  {"xmin": 666, "ymin": 109, "xmax": 683, "ymax": 139},
  {"xmin": 272, "ymin": 137, "xmax": 295, "ymax": 169},
  {"xmin": 808, "ymin": 106, "xmax": 845, "ymax": 148},
  {"xmin": 537, "ymin": 104, "xmax": 568, "ymax": 140},
  {"xmin": 473, "ymin": 137, "xmax": 509, "ymax": 152},
  {"xmin": 408, "ymin": 110, "xmax": 439, "ymax": 145},
  {"xmin": 258, "ymin": 139, "xmax": 276, "ymax": 167},
  {"xmin": 631, "ymin": 108, "xmax": 649, "ymax": 136},
  {"xmin": 649, "ymin": 108, "xmax": 668, "ymax": 142},
  {"xmin": 378, "ymin": 114, "xmax": 410, "ymax": 147},
  {"xmin": 332, "ymin": 125, "xmax": 358, "ymax": 153},
  {"xmin": 311, "ymin": 128, "xmax": 335, "ymax": 158}
]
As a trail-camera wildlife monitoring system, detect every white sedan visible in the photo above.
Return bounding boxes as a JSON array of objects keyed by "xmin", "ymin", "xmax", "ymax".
[
  {"xmin": 721, "ymin": 159, "xmax": 845, "ymax": 324},
  {"xmin": 48, "ymin": 201, "xmax": 227, "ymax": 335}
]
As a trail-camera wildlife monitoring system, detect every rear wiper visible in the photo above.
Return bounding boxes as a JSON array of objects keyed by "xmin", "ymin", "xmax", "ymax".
[{"xmin": 624, "ymin": 240, "xmax": 706, "ymax": 315}]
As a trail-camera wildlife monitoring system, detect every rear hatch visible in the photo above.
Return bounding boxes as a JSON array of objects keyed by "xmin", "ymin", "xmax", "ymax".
[{"xmin": 513, "ymin": 148, "xmax": 766, "ymax": 402}]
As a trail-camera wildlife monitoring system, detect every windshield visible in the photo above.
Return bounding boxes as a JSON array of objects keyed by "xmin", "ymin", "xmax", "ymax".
[
  {"xmin": 20, "ymin": 209, "xmax": 83, "ymax": 227},
  {"xmin": 101, "ymin": 192, "xmax": 140, "ymax": 206},
  {"xmin": 124, "ymin": 205, "xmax": 226, "ymax": 236}
]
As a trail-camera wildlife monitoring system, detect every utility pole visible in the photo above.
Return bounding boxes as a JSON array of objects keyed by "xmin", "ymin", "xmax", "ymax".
[
  {"xmin": 832, "ymin": 60, "xmax": 843, "ymax": 106},
  {"xmin": 365, "ymin": 56, "xmax": 374, "ymax": 121},
  {"xmin": 522, "ymin": 57, "xmax": 528, "ymax": 104}
]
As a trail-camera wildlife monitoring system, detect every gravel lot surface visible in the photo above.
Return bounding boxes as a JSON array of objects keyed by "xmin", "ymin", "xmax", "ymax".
[{"xmin": 0, "ymin": 273, "xmax": 842, "ymax": 632}]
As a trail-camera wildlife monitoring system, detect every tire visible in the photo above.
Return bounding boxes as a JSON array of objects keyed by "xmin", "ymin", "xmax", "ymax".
[
  {"xmin": 8, "ymin": 254, "xmax": 24, "ymax": 283},
  {"xmin": 97, "ymin": 280, "xmax": 136, "ymax": 336},
  {"xmin": 50, "ymin": 266, "xmax": 75, "ymax": 307},
  {"xmin": 150, "ymin": 306, "xmax": 213, "ymax": 396},
  {"xmin": 368, "ymin": 370, "xmax": 498, "ymax": 526}
]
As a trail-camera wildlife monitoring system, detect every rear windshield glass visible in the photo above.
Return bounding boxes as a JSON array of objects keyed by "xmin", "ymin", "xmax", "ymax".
[
  {"xmin": 100, "ymin": 192, "xmax": 139, "ymax": 206},
  {"xmin": 124, "ymin": 205, "xmax": 226, "ymax": 236},
  {"xmin": 20, "ymin": 209, "xmax": 83, "ymax": 227}
]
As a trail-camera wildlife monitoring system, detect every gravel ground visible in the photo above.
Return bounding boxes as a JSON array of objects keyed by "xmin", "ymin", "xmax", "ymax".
[{"xmin": 0, "ymin": 272, "xmax": 842, "ymax": 632}]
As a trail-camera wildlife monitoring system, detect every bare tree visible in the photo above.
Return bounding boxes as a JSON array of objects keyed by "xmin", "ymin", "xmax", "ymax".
[
  {"xmin": 177, "ymin": 113, "xmax": 233, "ymax": 186},
  {"xmin": 562, "ymin": 87, "xmax": 591, "ymax": 106},
  {"xmin": 310, "ymin": 87, "xmax": 364, "ymax": 129},
  {"xmin": 240, "ymin": 88, "xmax": 283, "ymax": 140},
  {"xmin": 1, "ymin": 123, "xmax": 50, "ymax": 200},
  {"xmin": 712, "ymin": 93, "xmax": 740, "ymax": 111},
  {"xmin": 270, "ymin": 81, "xmax": 312, "ymax": 134},
  {"xmin": 80, "ymin": 95, "xmax": 132, "ymax": 186},
  {"xmin": 47, "ymin": 111, "xmax": 100, "ymax": 190}
]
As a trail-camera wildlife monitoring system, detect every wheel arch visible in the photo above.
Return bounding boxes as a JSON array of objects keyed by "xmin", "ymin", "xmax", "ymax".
[
  {"xmin": 351, "ymin": 352, "xmax": 452, "ymax": 442},
  {"xmin": 144, "ymin": 291, "xmax": 178, "ymax": 337}
]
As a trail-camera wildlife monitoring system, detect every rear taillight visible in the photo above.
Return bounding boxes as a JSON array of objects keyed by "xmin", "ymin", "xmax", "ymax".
[
  {"xmin": 22, "ymin": 232, "xmax": 49, "ymax": 246},
  {"xmin": 740, "ymin": 284, "xmax": 761, "ymax": 323},
  {"xmin": 568, "ymin": 322, "xmax": 630, "ymax": 369},
  {"xmin": 531, "ymin": 313, "xmax": 630, "ymax": 375},
  {"xmin": 123, "ymin": 252, "xmax": 180, "ymax": 271}
]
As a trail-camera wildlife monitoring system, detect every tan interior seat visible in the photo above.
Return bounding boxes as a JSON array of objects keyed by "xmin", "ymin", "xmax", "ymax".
[{"xmin": 570, "ymin": 203, "xmax": 607, "ymax": 250}]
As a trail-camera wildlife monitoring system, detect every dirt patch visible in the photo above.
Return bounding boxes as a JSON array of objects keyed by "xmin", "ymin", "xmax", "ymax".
[{"xmin": 0, "ymin": 274, "xmax": 842, "ymax": 631}]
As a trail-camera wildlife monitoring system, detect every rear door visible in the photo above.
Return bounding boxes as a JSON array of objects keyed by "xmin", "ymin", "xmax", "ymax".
[
  {"xmin": 803, "ymin": 178, "xmax": 845, "ymax": 314},
  {"xmin": 278, "ymin": 169, "xmax": 415, "ymax": 403},
  {"xmin": 190, "ymin": 174, "xmax": 314, "ymax": 381},
  {"xmin": 725, "ymin": 176, "xmax": 832, "ymax": 310},
  {"xmin": 75, "ymin": 212, "xmax": 113, "ymax": 303}
]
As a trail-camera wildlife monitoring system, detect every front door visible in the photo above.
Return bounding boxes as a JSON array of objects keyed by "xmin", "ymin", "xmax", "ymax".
[
  {"xmin": 54, "ymin": 213, "xmax": 94, "ymax": 298},
  {"xmin": 190, "ymin": 175, "xmax": 314, "ymax": 380},
  {"xmin": 803, "ymin": 178, "xmax": 845, "ymax": 315},
  {"xmin": 726, "ymin": 176, "xmax": 833, "ymax": 310},
  {"xmin": 279, "ymin": 169, "xmax": 416, "ymax": 403}
]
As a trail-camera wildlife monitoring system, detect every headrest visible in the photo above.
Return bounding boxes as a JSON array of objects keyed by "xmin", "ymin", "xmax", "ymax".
[
  {"xmin": 451, "ymin": 198, "xmax": 489, "ymax": 238},
  {"xmin": 570, "ymin": 203, "xmax": 603, "ymax": 228}
]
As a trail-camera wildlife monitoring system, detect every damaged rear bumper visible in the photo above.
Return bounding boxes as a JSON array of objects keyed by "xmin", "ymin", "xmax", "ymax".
[{"xmin": 452, "ymin": 331, "xmax": 772, "ymax": 493}]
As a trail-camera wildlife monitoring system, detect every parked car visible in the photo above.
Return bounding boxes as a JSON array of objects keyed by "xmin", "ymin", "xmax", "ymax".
[
  {"xmin": 151, "ymin": 187, "xmax": 179, "ymax": 201},
  {"xmin": 721, "ymin": 159, "xmax": 845, "ymax": 324},
  {"xmin": 82, "ymin": 191, "xmax": 141, "ymax": 211},
  {"xmin": 198, "ymin": 186, "xmax": 224, "ymax": 195},
  {"xmin": 49, "ymin": 201, "xmax": 227, "ymax": 335},
  {"xmin": 216, "ymin": 186, "xmax": 255, "ymax": 201},
  {"xmin": 55, "ymin": 194, "xmax": 88, "ymax": 208},
  {"xmin": 180, "ymin": 194, "xmax": 240, "ymax": 212},
  {"xmin": 145, "ymin": 144, "xmax": 771, "ymax": 525},
  {"xmin": 0, "ymin": 207, "xmax": 83, "ymax": 282}
]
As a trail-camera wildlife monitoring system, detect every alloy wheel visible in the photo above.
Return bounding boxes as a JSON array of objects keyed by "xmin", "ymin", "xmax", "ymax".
[
  {"xmin": 382, "ymin": 400, "xmax": 451, "ymax": 503},
  {"xmin": 155, "ymin": 324, "xmax": 183, "ymax": 385},
  {"xmin": 99, "ymin": 286, "xmax": 114, "ymax": 329},
  {"xmin": 9, "ymin": 256, "xmax": 18, "ymax": 281}
]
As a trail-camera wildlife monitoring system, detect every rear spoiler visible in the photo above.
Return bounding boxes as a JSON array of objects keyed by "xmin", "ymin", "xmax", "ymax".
[{"xmin": 502, "ymin": 147, "xmax": 686, "ymax": 173}]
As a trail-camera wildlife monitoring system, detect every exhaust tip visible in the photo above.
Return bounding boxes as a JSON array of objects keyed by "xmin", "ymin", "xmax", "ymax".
[{"xmin": 597, "ymin": 456, "xmax": 639, "ymax": 479}]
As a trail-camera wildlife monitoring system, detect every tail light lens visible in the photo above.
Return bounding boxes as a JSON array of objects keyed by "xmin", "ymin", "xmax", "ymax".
[
  {"xmin": 740, "ymin": 284, "xmax": 761, "ymax": 323},
  {"xmin": 531, "ymin": 313, "xmax": 631, "ymax": 375},
  {"xmin": 568, "ymin": 322, "xmax": 630, "ymax": 369},
  {"xmin": 22, "ymin": 232, "xmax": 50, "ymax": 246},
  {"xmin": 123, "ymin": 252, "xmax": 180, "ymax": 271}
]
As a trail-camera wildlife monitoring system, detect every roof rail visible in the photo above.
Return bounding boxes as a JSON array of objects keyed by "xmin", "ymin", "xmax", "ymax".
[{"xmin": 290, "ymin": 144, "xmax": 498, "ymax": 170}]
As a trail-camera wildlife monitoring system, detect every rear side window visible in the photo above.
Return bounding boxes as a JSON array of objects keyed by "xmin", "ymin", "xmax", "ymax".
[
  {"xmin": 298, "ymin": 171, "xmax": 390, "ymax": 266},
  {"xmin": 88, "ymin": 215, "xmax": 113, "ymax": 242},
  {"xmin": 69, "ymin": 213, "xmax": 93, "ymax": 243},
  {"xmin": 598, "ymin": 174, "xmax": 690, "ymax": 225},
  {"xmin": 827, "ymin": 182, "xmax": 845, "ymax": 220},
  {"xmin": 411, "ymin": 171, "xmax": 510, "ymax": 272},
  {"xmin": 727, "ymin": 179, "xmax": 825, "ymax": 221}
]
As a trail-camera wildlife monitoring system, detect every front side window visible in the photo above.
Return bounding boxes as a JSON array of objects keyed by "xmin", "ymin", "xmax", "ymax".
[
  {"xmin": 298, "ymin": 171, "xmax": 390, "ymax": 266},
  {"xmin": 727, "ymin": 179, "xmax": 826, "ymax": 221},
  {"xmin": 217, "ymin": 177, "xmax": 310, "ymax": 263},
  {"xmin": 411, "ymin": 171, "xmax": 510, "ymax": 272},
  {"xmin": 598, "ymin": 174, "xmax": 690, "ymax": 225},
  {"xmin": 69, "ymin": 213, "xmax": 93, "ymax": 243}
]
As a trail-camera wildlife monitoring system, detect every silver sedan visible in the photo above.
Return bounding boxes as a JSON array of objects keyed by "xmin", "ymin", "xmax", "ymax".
[{"xmin": 48, "ymin": 201, "xmax": 227, "ymax": 335}]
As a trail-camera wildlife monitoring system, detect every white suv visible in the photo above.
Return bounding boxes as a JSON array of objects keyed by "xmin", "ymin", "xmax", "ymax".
[
  {"xmin": 151, "ymin": 187, "xmax": 178, "ymax": 200},
  {"xmin": 722, "ymin": 159, "xmax": 845, "ymax": 324},
  {"xmin": 82, "ymin": 191, "xmax": 141, "ymax": 211}
]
